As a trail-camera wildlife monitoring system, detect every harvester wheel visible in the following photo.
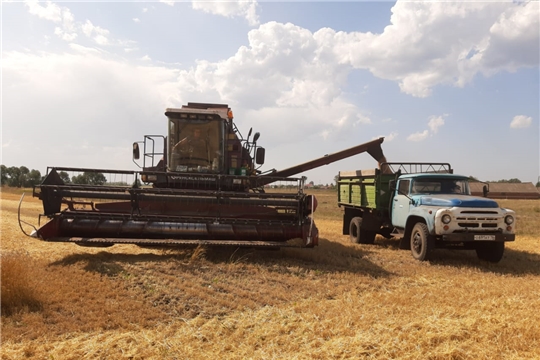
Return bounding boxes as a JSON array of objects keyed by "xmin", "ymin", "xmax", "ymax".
[
  {"xmin": 475, "ymin": 242, "xmax": 505, "ymax": 263},
  {"xmin": 349, "ymin": 217, "xmax": 376, "ymax": 245}
]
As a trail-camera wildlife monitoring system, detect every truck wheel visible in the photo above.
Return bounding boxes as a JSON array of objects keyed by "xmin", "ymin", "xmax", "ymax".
[
  {"xmin": 349, "ymin": 217, "xmax": 376, "ymax": 245},
  {"xmin": 476, "ymin": 242, "xmax": 505, "ymax": 263},
  {"xmin": 410, "ymin": 223, "xmax": 434, "ymax": 261}
]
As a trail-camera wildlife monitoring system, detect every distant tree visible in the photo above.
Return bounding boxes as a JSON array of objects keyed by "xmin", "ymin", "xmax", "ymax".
[
  {"xmin": 24, "ymin": 169, "xmax": 42, "ymax": 187},
  {"xmin": 72, "ymin": 172, "xmax": 107, "ymax": 185},
  {"xmin": 536, "ymin": 181, "xmax": 540, "ymax": 187},
  {"xmin": 6, "ymin": 166, "xmax": 22, "ymax": 187},
  {"xmin": 1, "ymin": 165, "xmax": 7, "ymax": 185},
  {"xmin": 58, "ymin": 171, "xmax": 71, "ymax": 184},
  {"xmin": 495, "ymin": 178, "xmax": 521, "ymax": 183},
  {"xmin": 1, "ymin": 165, "xmax": 43, "ymax": 187},
  {"xmin": 468, "ymin": 176, "xmax": 479, "ymax": 182}
]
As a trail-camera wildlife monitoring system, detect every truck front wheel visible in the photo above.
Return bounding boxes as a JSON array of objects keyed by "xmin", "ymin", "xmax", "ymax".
[
  {"xmin": 410, "ymin": 223, "xmax": 434, "ymax": 261},
  {"xmin": 349, "ymin": 217, "xmax": 375, "ymax": 245},
  {"xmin": 476, "ymin": 242, "xmax": 505, "ymax": 263}
]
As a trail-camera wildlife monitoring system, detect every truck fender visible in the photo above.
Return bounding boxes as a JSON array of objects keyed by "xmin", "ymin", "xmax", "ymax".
[{"xmin": 407, "ymin": 207, "xmax": 436, "ymax": 234}]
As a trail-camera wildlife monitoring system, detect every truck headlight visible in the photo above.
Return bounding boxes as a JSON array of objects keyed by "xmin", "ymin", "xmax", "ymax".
[
  {"xmin": 504, "ymin": 215, "xmax": 514, "ymax": 225},
  {"xmin": 442, "ymin": 214, "xmax": 452, "ymax": 224}
]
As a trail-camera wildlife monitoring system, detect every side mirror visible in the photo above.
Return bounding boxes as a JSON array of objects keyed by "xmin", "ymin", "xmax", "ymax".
[
  {"xmin": 253, "ymin": 132, "xmax": 260, "ymax": 142},
  {"xmin": 133, "ymin": 143, "xmax": 140, "ymax": 160},
  {"xmin": 255, "ymin": 147, "xmax": 265, "ymax": 165},
  {"xmin": 389, "ymin": 180, "xmax": 396, "ymax": 191}
]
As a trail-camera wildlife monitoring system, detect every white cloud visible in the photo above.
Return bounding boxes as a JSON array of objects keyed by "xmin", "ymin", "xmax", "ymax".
[
  {"xmin": 483, "ymin": 1, "xmax": 540, "ymax": 72},
  {"xmin": 2, "ymin": 50, "xmax": 181, "ymax": 170},
  {"xmin": 192, "ymin": 0, "xmax": 260, "ymax": 26},
  {"xmin": 406, "ymin": 115, "xmax": 446, "ymax": 141},
  {"xmin": 428, "ymin": 115, "xmax": 446, "ymax": 134},
  {"xmin": 160, "ymin": 0, "xmax": 175, "ymax": 6},
  {"xmin": 54, "ymin": 26, "xmax": 77, "ymax": 41},
  {"xmin": 82, "ymin": 20, "xmax": 111, "ymax": 45},
  {"xmin": 69, "ymin": 43, "xmax": 102, "ymax": 55},
  {"xmin": 407, "ymin": 130, "xmax": 429, "ymax": 142},
  {"xmin": 133, "ymin": 18, "xmax": 140, "ymax": 23},
  {"xmin": 385, "ymin": 132, "xmax": 398, "ymax": 142},
  {"xmin": 22, "ymin": 1, "xmax": 537, "ymax": 105},
  {"xmin": 375, "ymin": 132, "xmax": 398, "ymax": 142},
  {"xmin": 24, "ymin": 3, "xmax": 129, "ymax": 48},
  {"xmin": 25, "ymin": 0, "xmax": 62, "ymax": 22},
  {"xmin": 25, "ymin": 0, "xmax": 78, "ymax": 41},
  {"xmin": 510, "ymin": 115, "xmax": 532, "ymax": 129},
  {"xmin": 124, "ymin": 47, "xmax": 140, "ymax": 53},
  {"xmin": 325, "ymin": 1, "xmax": 539, "ymax": 97}
]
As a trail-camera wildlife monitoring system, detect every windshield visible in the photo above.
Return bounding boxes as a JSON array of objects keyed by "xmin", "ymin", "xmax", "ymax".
[
  {"xmin": 169, "ymin": 119, "xmax": 222, "ymax": 173},
  {"xmin": 411, "ymin": 178, "xmax": 470, "ymax": 195}
]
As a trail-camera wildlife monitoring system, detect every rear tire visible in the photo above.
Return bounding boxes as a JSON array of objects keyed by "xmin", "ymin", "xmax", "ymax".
[
  {"xmin": 349, "ymin": 217, "xmax": 376, "ymax": 245},
  {"xmin": 410, "ymin": 222, "xmax": 434, "ymax": 261},
  {"xmin": 476, "ymin": 242, "xmax": 505, "ymax": 263}
]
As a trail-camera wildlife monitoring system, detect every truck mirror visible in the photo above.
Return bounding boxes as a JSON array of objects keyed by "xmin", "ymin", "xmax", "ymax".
[
  {"xmin": 253, "ymin": 132, "xmax": 260, "ymax": 142},
  {"xmin": 389, "ymin": 180, "xmax": 396, "ymax": 191},
  {"xmin": 133, "ymin": 143, "xmax": 140, "ymax": 160},
  {"xmin": 255, "ymin": 147, "xmax": 265, "ymax": 165}
]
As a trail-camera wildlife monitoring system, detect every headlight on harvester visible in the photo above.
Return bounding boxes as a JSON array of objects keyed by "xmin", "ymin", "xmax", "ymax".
[
  {"xmin": 442, "ymin": 214, "xmax": 452, "ymax": 224},
  {"xmin": 504, "ymin": 215, "xmax": 514, "ymax": 225}
]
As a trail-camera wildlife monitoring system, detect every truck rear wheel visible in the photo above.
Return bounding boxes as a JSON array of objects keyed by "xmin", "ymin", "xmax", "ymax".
[
  {"xmin": 410, "ymin": 222, "xmax": 434, "ymax": 261},
  {"xmin": 349, "ymin": 217, "xmax": 375, "ymax": 245},
  {"xmin": 476, "ymin": 242, "xmax": 505, "ymax": 263}
]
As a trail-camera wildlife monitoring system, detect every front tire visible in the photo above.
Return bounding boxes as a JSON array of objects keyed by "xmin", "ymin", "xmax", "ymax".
[
  {"xmin": 410, "ymin": 223, "xmax": 434, "ymax": 261},
  {"xmin": 476, "ymin": 242, "xmax": 505, "ymax": 263},
  {"xmin": 349, "ymin": 217, "xmax": 376, "ymax": 245}
]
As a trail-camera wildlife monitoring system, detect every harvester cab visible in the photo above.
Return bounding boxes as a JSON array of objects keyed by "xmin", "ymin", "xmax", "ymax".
[
  {"xmin": 22, "ymin": 102, "xmax": 388, "ymax": 250},
  {"xmin": 132, "ymin": 103, "xmax": 265, "ymax": 191}
]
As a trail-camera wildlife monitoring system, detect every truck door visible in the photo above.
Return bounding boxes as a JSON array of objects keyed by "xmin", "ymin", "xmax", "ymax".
[{"xmin": 391, "ymin": 179, "xmax": 411, "ymax": 229}]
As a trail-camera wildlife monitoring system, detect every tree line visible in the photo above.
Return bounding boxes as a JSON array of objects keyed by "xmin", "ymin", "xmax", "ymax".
[{"xmin": 1, "ymin": 165, "xmax": 107, "ymax": 187}]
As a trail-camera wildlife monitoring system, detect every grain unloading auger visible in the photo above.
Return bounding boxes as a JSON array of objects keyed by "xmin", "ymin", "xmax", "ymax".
[{"xmin": 23, "ymin": 103, "xmax": 386, "ymax": 249}]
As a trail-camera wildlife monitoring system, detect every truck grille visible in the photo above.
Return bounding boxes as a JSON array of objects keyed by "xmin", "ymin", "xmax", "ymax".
[{"xmin": 455, "ymin": 210, "xmax": 502, "ymax": 232}]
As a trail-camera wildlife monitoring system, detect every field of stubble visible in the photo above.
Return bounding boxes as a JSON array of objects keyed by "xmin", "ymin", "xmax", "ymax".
[{"xmin": 1, "ymin": 187, "xmax": 539, "ymax": 359}]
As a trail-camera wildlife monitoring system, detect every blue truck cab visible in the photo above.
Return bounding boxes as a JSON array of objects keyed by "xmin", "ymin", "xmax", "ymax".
[{"xmin": 338, "ymin": 163, "xmax": 516, "ymax": 262}]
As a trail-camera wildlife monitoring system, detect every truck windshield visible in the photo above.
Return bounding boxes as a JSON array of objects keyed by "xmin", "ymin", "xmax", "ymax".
[
  {"xmin": 169, "ymin": 119, "xmax": 222, "ymax": 172},
  {"xmin": 411, "ymin": 178, "xmax": 470, "ymax": 195}
]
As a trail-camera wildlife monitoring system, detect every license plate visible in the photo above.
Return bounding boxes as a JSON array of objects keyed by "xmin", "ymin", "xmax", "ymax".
[{"xmin": 474, "ymin": 235, "xmax": 496, "ymax": 241}]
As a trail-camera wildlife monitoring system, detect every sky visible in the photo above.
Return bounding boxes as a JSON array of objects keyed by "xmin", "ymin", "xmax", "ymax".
[{"xmin": 2, "ymin": 0, "xmax": 539, "ymax": 185}]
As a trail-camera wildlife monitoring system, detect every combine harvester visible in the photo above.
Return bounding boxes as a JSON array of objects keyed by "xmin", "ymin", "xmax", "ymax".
[{"xmin": 21, "ymin": 103, "xmax": 386, "ymax": 249}]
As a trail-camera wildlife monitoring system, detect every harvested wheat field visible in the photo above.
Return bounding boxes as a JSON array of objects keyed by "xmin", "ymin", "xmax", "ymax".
[{"xmin": 1, "ymin": 187, "xmax": 539, "ymax": 359}]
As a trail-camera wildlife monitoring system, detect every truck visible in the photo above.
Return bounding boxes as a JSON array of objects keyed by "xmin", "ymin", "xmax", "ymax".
[
  {"xmin": 22, "ymin": 102, "xmax": 388, "ymax": 249},
  {"xmin": 337, "ymin": 162, "xmax": 516, "ymax": 262}
]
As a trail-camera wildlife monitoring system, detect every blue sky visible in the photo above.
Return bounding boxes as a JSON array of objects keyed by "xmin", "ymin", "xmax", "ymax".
[{"xmin": 2, "ymin": 1, "xmax": 539, "ymax": 185}]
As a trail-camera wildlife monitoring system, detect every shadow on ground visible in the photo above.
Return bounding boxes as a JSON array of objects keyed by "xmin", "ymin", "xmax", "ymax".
[
  {"xmin": 425, "ymin": 247, "xmax": 540, "ymax": 276},
  {"xmin": 373, "ymin": 236, "xmax": 540, "ymax": 276},
  {"xmin": 50, "ymin": 237, "xmax": 392, "ymax": 278}
]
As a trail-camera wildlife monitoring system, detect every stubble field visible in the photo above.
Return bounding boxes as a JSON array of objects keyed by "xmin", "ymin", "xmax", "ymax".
[{"xmin": 1, "ymin": 187, "xmax": 539, "ymax": 359}]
